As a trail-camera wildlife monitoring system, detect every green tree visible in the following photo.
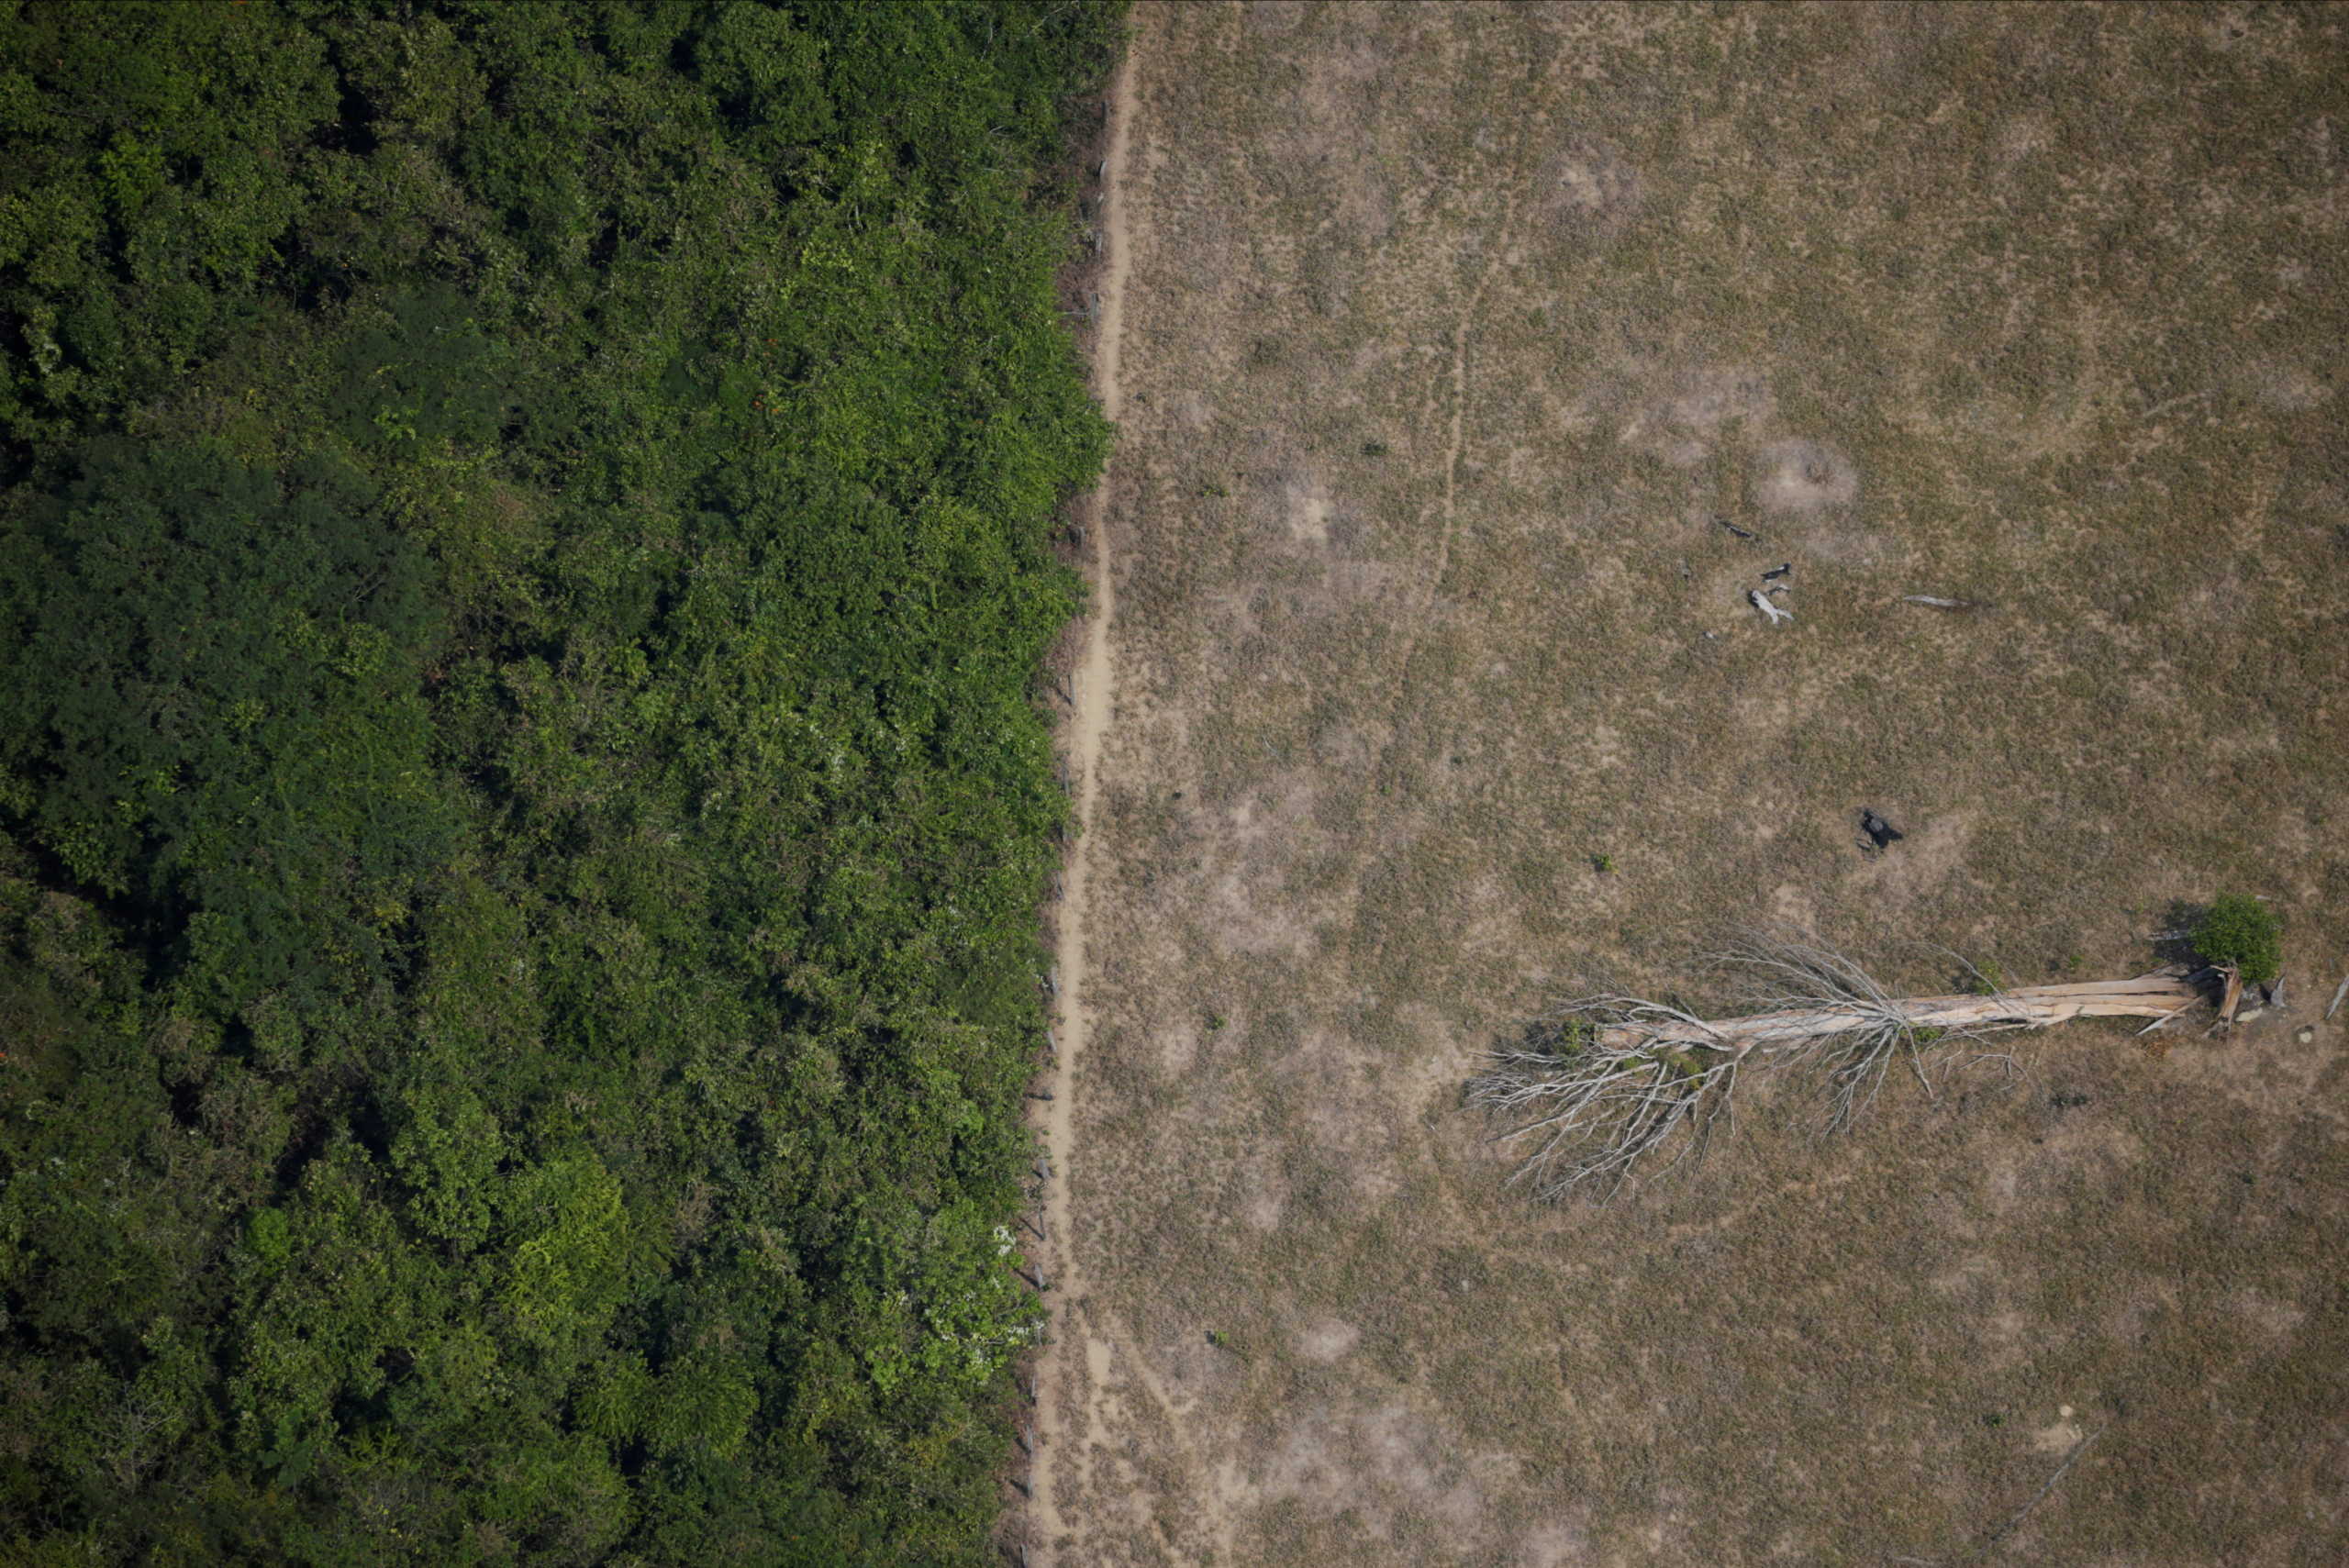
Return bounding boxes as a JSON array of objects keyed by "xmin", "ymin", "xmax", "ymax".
[
  {"xmin": 0, "ymin": 439, "xmax": 449, "ymax": 1018},
  {"xmin": 2192, "ymin": 894, "xmax": 2282, "ymax": 985}
]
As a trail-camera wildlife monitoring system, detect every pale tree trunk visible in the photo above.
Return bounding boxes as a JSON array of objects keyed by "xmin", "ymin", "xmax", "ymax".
[
  {"xmin": 1599, "ymin": 973, "xmax": 2200, "ymax": 1053},
  {"xmin": 1470, "ymin": 938, "xmax": 2213, "ymax": 1202}
]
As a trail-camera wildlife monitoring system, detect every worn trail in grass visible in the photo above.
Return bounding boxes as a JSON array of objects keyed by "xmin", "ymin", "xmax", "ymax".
[{"xmin": 1030, "ymin": 35, "xmax": 1142, "ymax": 1567}]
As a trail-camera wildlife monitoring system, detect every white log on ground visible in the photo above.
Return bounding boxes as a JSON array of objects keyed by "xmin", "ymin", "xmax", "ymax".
[
  {"xmin": 1598, "ymin": 973, "xmax": 2201, "ymax": 1052},
  {"xmin": 1468, "ymin": 936, "xmax": 2207, "ymax": 1201}
]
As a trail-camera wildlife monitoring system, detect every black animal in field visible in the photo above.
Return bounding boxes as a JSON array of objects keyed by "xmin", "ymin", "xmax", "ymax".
[{"xmin": 1858, "ymin": 807, "xmax": 1903, "ymax": 851}]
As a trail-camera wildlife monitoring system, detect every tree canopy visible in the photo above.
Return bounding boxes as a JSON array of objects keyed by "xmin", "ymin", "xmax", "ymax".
[
  {"xmin": 0, "ymin": 2, "xmax": 1118, "ymax": 1561},
  {"xmin": 2191, "ymin": 895, "xmax": 2283, "ymax": 986}
]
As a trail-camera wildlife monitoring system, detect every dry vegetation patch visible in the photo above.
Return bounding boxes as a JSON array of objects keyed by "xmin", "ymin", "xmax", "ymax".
[{"xmin": 1042, "ymin": 3, "xmax": 2349, "ymax": 1563}]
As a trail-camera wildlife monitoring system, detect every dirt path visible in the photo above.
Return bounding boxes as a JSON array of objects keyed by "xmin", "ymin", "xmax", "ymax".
[
  {"xmin": 1395, "ymin": 178, "xmax": 1521, "ymax": 681},
  {"xmin": 1029, "ymin": 34, "xmax": 1140, "ymax": 1565}
]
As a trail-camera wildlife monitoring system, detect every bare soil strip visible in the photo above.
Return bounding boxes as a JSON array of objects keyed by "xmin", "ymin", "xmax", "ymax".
[
  {"xmin": 1030, "ymin": 36, "xmax": 1141, "ymax": 1563},
  {"xmin": 1399, "ymin": 182, "xmax": 1521, "ymax": 676}
]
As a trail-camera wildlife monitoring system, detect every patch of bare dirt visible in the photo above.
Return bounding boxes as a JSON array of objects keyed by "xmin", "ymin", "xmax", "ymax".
[{"xmin": 1752, "ymin": 438, "xmax": 1861, "ymax": 517}]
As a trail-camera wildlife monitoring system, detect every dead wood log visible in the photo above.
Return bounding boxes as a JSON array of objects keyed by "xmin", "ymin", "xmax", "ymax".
[
  {"xmin": 1471, "ymin": 936, "xmax": 2208, "ymax": 1201},
  {"xmin": 2216, "ymin": 962, "xmax": 2243, "ymax": 1029},
  {"xmin": 1598, "ymin": 973, "xmax": 2201, "ymax": 1054}
]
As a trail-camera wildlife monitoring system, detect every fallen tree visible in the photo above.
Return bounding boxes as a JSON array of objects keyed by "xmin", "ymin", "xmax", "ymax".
[{"xmin": 1468, "ymin": 936, "xmax": 2207, "ymax": 1202}]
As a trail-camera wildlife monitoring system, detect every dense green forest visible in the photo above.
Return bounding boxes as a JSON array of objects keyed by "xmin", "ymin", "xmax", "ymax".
[{"xmin": 0, "ymin": 1, "xmax": 1116, "ymax": 1560}]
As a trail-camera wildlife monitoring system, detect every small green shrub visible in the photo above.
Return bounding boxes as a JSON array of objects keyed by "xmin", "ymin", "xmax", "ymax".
[
  {"xmin": 1965, "ymin": 959, "xmax": 2008, "ymax": 996},
  {"xmin": 2192, "ymin": 895, "xmax": 2282, "ymax": 984},
  {"xmin": 1543, "ymin": 1017, "xmax": 1597, "ymax": 1058}
]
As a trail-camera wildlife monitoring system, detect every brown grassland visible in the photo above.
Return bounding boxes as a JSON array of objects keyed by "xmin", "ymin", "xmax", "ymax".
[{"xmin": 1032, "ymin": 3, "xmax": 2349, "ymax": 1563}]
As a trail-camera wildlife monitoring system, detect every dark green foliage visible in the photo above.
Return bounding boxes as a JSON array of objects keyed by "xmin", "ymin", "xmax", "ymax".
[
  {"xmin": 0, "ymin": 2, "xmax": 1121, "ymax": 1561},
  {"xmin": 0, "ymin": 439, "xmax": 446, "ymax": 1013},
  {"xmin": 2191, "ymin": 894, "xmax": 2282, "ymax": 985},
  {"xmin": 0, "ymin": 0, "xmax": 344, "ymax": 462}
]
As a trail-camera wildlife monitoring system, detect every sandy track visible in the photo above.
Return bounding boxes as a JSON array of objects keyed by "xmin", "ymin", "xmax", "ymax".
[{"xmin": 1028, "ymin": 33, "xmax": 1141, "ymax": 1565}]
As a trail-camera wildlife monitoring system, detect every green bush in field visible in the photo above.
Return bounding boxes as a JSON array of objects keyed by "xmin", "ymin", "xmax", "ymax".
[
  {"xmin": 0, "ymin": 2, "xmax": 1121, "ymax": 1562},
  {"xmin": 2192, "ymin": 895, "xmax": 2282, "ymax": 985},
  {"xmin": 1965, "ymin": 958, "xmax": 2009, "ymax": 996}
]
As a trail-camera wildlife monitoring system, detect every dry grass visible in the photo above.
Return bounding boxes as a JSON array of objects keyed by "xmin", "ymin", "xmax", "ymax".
[{"xmin": 1042, "ymin": 3, "xmax": 2349, "ymax": 1563}]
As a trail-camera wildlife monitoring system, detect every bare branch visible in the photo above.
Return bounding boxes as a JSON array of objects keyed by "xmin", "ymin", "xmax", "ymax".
[{"xmin": 1968, "ymin": 1426, "xmax": 2104, "ymax": 1560}]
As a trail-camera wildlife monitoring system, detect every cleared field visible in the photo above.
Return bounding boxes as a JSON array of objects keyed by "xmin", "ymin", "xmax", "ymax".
[{"xmin": 1036, "ymin": 3, "xmax": 2349, "ymax": 1564}]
